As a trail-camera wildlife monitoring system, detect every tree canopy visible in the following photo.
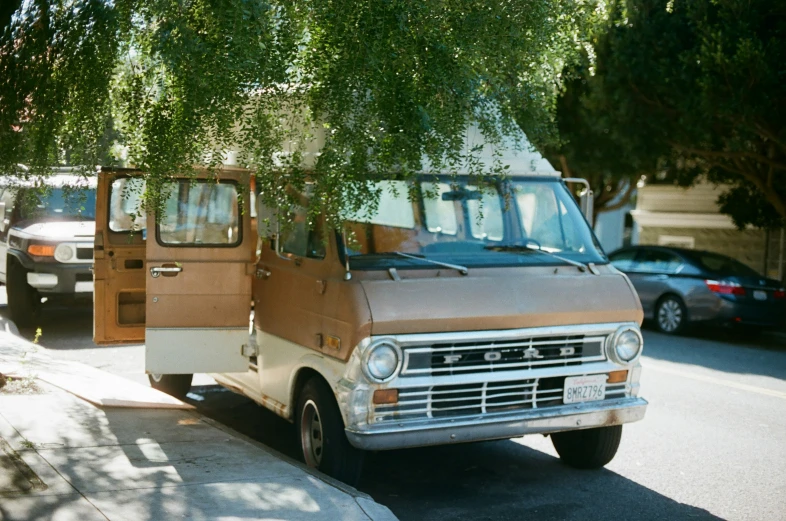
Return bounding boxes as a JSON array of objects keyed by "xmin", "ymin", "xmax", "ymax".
[
  {"xmin": 538, "ymin": 65, "xmax": 644, "ymax": 225},
  {"xmin": 0, "ymin": 0, "xmax": 602, "ymax": 221},
  {"xmin": 574, "ymin": 0, "xmax": 786, "ymax": 229}
]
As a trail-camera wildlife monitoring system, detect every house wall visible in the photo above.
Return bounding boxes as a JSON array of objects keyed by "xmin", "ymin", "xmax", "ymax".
[
  {"xmin": 632, "ymin": 182, "xmax": 786, "ymax": 281},
  {"xmin": 594, "ymin": 205, "xmax": 631, "ymax": 253},
  {"xmin": 638, "ymin": 226, "xmax": 769, "ymax": 274}
]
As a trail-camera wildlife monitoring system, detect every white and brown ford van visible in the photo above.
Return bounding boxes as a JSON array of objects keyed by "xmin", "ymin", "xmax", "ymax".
[{"xmin": 93, "ymin": 133, "xmax": 647, "ymax": 484}]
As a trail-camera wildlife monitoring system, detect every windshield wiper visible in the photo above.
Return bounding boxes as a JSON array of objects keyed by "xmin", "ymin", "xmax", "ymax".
[
  {"xmin": 361, "ymin": 251, "xmax": 469, "ymax": 276},
  {"xmin": 486, "ymin": 243, "xmax": 595, "ymax": 273}
]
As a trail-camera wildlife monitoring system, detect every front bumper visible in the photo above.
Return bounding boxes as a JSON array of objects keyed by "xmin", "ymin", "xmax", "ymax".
[
  {"xmin": 13, "ymin": 251, "xmax": 92, "ymax": 294},
  {"xmin": 345, "ymin": 396, "xmax": 647, "ymax": 451}
]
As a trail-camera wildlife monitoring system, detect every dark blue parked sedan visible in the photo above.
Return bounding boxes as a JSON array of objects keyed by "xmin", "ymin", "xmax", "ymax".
[{"xmin": 609, "ymin": 246, "xmax": 786, "ymax": 334}]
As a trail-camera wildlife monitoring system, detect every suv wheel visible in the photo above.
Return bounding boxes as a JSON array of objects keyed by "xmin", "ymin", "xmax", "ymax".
[{"xmin": 6, "ymin": 259, "xmax": 41, "ymax": 328}]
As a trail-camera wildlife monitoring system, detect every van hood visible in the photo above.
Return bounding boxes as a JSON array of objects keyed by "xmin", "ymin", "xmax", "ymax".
[
  {"xmin": 13, "ymin": 220, "xmax": 95, "ymax": 241},
  {"xmin": 360, "ymin": 267, "xmax": 642, "ymax": 335}
]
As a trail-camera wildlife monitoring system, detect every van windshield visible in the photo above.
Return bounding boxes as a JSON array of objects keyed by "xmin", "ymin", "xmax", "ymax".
[{"xmin": 342, "ymin": 177, "xmax": 605, "ymax": 270}]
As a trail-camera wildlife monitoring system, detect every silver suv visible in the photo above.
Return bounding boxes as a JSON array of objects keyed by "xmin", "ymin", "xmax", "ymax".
[{"xmin": 0, "ymin": 171, "xmax": 96, "ymax": 327}]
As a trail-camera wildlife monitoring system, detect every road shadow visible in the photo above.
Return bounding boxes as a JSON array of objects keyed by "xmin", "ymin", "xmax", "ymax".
[
  {"xmin": 641, "ymin": 327, "xmax": 786, "ymax": 382},
  {"xmin": 642, "ymin": 318, "xmax": 786, "ymax": 347},
  {"xmin": 360, "ymin": 439, "xmax": 720, "ymax": 521},
  {"xmin": 187, "ymin": 384, "xmax": 300, "ymax": 461},
  {"xmin": 189, "ymin": 383, "xmax": 719, "ymax": 521}
]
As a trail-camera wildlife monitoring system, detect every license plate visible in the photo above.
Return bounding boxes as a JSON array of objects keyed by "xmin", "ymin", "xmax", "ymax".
[
  {"xmin": 754, "ymin": 290, "xmax": 767, "ymax": 301},
  {"xmin": 563, "ymin": 375, "xmax": 606, "ymax": 404}
]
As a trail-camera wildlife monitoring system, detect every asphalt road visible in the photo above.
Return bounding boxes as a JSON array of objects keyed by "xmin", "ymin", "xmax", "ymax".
[{"xmin": 5, "ymin": 294, "xmax": 786, "ymax": 521}]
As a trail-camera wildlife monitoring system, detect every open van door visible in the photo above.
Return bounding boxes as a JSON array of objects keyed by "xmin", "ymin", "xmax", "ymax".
[
  {"xmin": 94, "ymin": 169, "xmax": 147, "ymax": 345},
  {"xmin": 94, "ymin": 168, "xmax": 254, "ymax": 374}
]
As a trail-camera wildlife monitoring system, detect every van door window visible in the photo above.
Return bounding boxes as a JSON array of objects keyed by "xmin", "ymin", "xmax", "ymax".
[
  {"xmin": 157, "ymin": 180, "xmax": 240, "ymax": 246},
  {"xmin": 109, "ymin": 178, "xmax": 147, "ymax": 235},
  {"xmin": 280, "ymin": 205, "xmax": 325, "ymax": 259}
]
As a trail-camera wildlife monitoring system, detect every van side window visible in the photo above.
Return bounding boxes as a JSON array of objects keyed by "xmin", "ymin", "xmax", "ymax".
[
  {"xmin": 158, "ymin": 180, "xmax": 240, "ymax": 246},
  {"xmin": 280, "ymin": 205, "xmax": 325, "ymax": 259},
  {"xmin": 110, "ymin": 178, "xmax": 147, "ymax": 235}
]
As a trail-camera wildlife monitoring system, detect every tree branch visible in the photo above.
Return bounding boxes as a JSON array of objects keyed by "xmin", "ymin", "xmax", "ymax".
[
  {"xmin": 559, "ymin": 155, "xmax": 572, "ymax": 178},
  {"xmin": 597, "ymin": 179, "xmax": 636, "ymax": 213},
  {"xmin": 718, "ymin": 158, "xmax": 786, "ymax": 221},
  {"xmin": 670, "ymin": 142, "xmax": 786, "ymax": 172}
]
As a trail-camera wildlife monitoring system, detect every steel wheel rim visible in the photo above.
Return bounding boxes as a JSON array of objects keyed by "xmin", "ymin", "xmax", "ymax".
[
  {"xmin": 658, "ymin": 299, "xmax": 683, "ymax": 332},
  {"xmin": 300, "ymin": 399, "xmax": 323, "ymax": 467}
]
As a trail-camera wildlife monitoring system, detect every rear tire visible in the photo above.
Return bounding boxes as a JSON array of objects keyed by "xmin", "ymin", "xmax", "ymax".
[
  {"xmin": 296, "ymin": 377, "xmax": 365, "ymax": 485},
  {"xmin": 6, "ymin": 260, "xmax": 41, "ymax": 328},
  {"xmin": 148, "ymin": 373, "xmax": 192, "ymax": 400},
  {"xmin": 655, "ymin": 295, "xmax": 687, "ymax": 334},
  {"xmin": 551, "ymin": 425, "xmax": 622, "ymax": 469}
]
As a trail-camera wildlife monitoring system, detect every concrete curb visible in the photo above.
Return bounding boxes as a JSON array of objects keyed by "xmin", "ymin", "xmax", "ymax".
[
  {"xmin": 199, "ymin": 416, "xmax": 383, "ymax": 507},
  {"xmin": 0, "ymin": 316, "xmax": 20, "ymax": 337},
  {"xmin": 0, "ymin": 319, "xmax": 398, "ymax": 521}
]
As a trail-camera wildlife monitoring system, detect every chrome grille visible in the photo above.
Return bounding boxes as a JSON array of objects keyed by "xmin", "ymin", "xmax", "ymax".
[
  {"xmin": 374, "ymin": 379, "xmax": 628, "ymax": 422},
  {"xmin": 401, "ymin": 334, "xmax": 606, "ymax": 376}
]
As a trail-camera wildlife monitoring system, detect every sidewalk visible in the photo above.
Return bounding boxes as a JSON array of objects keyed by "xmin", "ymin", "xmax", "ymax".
[{"xmin": 0, "ymin": 324, "xmax": 397, "ymax": 521}]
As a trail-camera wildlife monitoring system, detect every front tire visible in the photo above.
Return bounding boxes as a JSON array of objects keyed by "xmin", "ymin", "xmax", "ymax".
[
  {"xmin": 296, "ymin": 377, "xmax": 365, "ymax": 485},
  {"xmin": 551, "ymin": 425, "xmax": 622, "ymax": 469},
  {"xmin": 149, "ymin": 373, "xmax": 192, "ymax": 400},
  {"xmin": 655, "ymin": 295, "xmax": 687, "ymax": 334},
  {"xmin": 6, "ymin": 260, "xmax": 41, "ymax": 328}
]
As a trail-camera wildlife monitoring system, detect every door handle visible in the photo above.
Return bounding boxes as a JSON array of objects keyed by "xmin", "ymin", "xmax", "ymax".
[
  {"xmin": 150, "ymin": 266, "xmax": 183, "ymax": 278},
  {"xmin": 256, "ymin": 268, "xmax": 271, "ymax": 280}
]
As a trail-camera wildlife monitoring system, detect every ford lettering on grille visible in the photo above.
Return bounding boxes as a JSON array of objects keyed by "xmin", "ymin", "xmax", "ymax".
[{"xmin": 402, "ymin": 334, "xmax": 606, "ymax": 376}]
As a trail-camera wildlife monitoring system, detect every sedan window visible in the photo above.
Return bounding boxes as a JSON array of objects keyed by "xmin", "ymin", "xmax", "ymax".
[
  {"xmin": 637, "ymin": 250, "xmax": 683, "ymax": 274},
  {"xmin": 609, "ymin": 250, "xmax": 638, "ymax": 271},
  {"xmin": 689, "ymin": 251, "xmax": 760, "ymax": 277}
]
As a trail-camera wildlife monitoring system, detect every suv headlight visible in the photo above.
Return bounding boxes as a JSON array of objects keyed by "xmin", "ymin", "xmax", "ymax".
[
  {"xmin": 608, "ymin": 326, "xmax": 643, "ymax": 364},
  {"xmin": 362, "ymin": 339, "xmax": 402, "ymax": 383},
  {"xmin": 54, "ymin": 243, "xmax": 74, "ymax": 262}
]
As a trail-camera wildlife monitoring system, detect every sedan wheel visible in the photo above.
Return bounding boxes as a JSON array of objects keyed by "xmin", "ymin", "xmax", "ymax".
[{"xmin": 656, "ymin": 296, "xmax": 686, "ymax": 334}]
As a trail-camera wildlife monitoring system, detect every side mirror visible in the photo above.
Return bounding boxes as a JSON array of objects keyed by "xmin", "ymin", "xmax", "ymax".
[
  {"xmin": 0, "ymin": 202, "xmax": 6, "ymax": 232},
  {"xmin": 563, "ymin": 178, "xmax": 594, "ymax": 224},
  {"xmin": 579, "ymin": 188, "xmax": 594, "ymax": 223}
]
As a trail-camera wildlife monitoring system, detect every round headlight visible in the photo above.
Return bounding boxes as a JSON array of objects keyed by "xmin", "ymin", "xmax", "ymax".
[
  {"xmin": 364, "ymin": 341, "xmax": 401, "ymax": 382},
  {"xmin": 611, "ymin": 327, "xmax": 643, "ymax": 363},
  {"xmin": 54, "ymin": 244, "xmax": 74, "ymax": 262}
]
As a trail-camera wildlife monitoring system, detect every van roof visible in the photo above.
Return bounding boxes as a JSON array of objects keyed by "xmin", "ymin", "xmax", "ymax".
[
  {"xmin": 226, "ymin": 117, "xmax": 560, "ymax": 177},
  {"xmin": 0, "ymin": 168, "xmax": 97, "ymax": 190}
]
